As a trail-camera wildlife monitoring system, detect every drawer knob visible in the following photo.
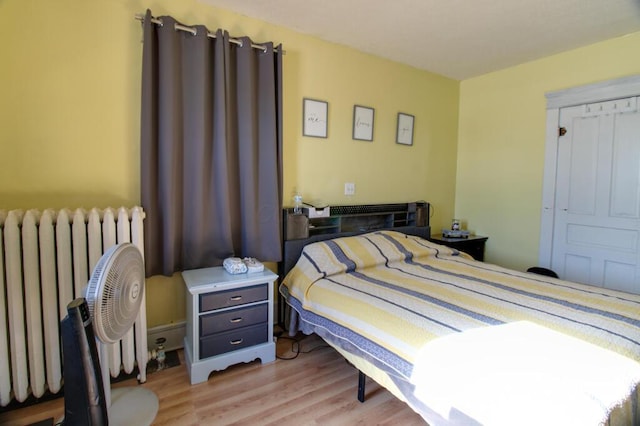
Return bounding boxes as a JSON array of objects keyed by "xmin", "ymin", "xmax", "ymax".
[
  {"xmin": 230, "ymin": 295, "xmax": 243, "ymax": 301},
  {"xmin": 230, "ymin": 317, "xmax": 243, "ymax": 323},
  {"xmin": 230, "ymin": 338, "xmax": 244, "ymax": 345}
]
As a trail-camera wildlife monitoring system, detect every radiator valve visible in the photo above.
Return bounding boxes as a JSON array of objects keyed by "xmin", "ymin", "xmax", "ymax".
[{"xmin": 155, "ymin": 337, "xmax": 166, "ymax": 371}]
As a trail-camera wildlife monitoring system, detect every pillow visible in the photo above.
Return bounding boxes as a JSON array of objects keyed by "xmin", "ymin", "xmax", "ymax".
[
  {"xmin": 281, "ymin": 230, "xmax": 458, "ymax": 304},
  {"xmin": 296, "ymin": 230, "xmax": 439, "ymax": 279}
]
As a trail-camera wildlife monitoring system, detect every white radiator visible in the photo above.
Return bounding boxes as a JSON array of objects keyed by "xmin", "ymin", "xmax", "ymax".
[{"xmin": 0, "ymin": 206, "xmax": 149, "ymax": 407}]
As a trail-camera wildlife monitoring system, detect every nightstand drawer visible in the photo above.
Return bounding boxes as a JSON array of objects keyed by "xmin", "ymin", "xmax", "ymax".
[
  {"xmin": 200, "ymin": 303, "xmax": 268, "ymax": 336},
  {"xmin": 199, "ymin": 283, "xmax": 268, "ymax": 311},
  {"xmin": 200, "ymin": 323, "xmax": 269, "ymax": 358}
]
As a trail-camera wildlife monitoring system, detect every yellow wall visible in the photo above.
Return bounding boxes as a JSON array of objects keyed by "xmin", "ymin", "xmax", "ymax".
[
  {"xmin": 9, "ymin": 0, "xmax": 636, "ymax": 329},
  {"xmin": 457, "ymin": 32, "xmax": 640, "ymax": 271},
  {"xmin": 0, "ymin": 0, "xmax": 141, "ymax": 209},
  {"xmin": 0, "ymin": 0, "xmax": 459, "ymax": 327}
]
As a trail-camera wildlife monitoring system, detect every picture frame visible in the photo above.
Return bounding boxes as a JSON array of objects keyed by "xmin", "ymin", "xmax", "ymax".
[
  {"xmin": 303, "ymin": 98, "xmax": 328, "ymax": 138},
  {"xmin": 352, "ymin": 105, "xmax": 375, "ymax": 141},
  {"xmin": 396, "ymin": 112, "xmax": 415, "ymax": 146}
]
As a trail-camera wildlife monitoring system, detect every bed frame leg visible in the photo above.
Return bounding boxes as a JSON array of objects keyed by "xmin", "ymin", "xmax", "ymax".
[{"xmin": 357, "ymin": 370, "xmax": 366, "ymax": 403}]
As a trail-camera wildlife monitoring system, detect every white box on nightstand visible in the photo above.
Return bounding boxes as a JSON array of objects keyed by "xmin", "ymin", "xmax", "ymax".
[{"xmin": 304, "ymin": 205, "xmax": 330, "ymax": 218}]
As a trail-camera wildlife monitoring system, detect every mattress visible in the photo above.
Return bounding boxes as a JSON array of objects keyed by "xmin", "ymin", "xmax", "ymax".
[{"xmin": 280, "ymin": 230, "xmax": 640, "ymax": 425}]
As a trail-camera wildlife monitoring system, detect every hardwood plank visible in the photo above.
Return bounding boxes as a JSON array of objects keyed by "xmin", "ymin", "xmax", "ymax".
[{"xmin": 0, "ymin": 334, "xmax": 426, "ymax": 425}]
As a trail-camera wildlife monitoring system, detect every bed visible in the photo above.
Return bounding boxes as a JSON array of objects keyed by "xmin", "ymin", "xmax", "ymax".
[{"xmin": 279, "ymin": 229, "xmax": 640, "ymax": 425}]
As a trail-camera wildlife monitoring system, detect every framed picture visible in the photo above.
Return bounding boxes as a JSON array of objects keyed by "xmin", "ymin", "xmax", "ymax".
[
  {"xmin": 303, "ymin": 98, "xmax": 328, "ymax": 138},
  {"xmin": 396, "ymin": 112, "xmax": 415, "ymax": 146},
  {"xmin": 352, "ymin": 105, "xmax": 374, "ymax": 141}
]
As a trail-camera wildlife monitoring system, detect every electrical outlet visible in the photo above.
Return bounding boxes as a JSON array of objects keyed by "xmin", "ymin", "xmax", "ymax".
[{"xmin": 344, "ymin": 182, "xmax": 355, "ymax": 196}]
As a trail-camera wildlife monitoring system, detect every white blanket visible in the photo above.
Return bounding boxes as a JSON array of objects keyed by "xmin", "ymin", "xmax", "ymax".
[{"xmin": 411, "ymin": 321, "xmax": 640, "ymax": 426}]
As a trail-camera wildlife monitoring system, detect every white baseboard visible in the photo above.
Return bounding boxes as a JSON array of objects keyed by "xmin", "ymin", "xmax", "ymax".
[{"xmin": 147, "ymin": 321, "xmax": 186, "ymax": 352}]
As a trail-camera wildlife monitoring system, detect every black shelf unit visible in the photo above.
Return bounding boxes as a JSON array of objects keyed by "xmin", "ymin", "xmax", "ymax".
[{"xmin": 283, "ymin": 202, "xmax": 429, "ymax": 240}]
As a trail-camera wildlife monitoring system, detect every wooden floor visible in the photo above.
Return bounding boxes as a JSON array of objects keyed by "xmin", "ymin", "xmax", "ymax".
[{"xmin": 0, "ymin": 334, "xmax": 426, "ymax": 425}]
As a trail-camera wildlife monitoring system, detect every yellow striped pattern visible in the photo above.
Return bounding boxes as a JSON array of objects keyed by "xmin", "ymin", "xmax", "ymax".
[{"xmin": 282, "ymin": 231, "xmax": 640, "ymax": 376}]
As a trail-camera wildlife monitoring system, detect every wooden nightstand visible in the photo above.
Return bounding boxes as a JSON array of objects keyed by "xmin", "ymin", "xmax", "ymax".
[
  {"xmin": 182, "ymin": 267, "xmax": 278, "ymax": 385},
  {"xmin": 429, "ymin": 234, "xmax": 488, "ymax": 261}
]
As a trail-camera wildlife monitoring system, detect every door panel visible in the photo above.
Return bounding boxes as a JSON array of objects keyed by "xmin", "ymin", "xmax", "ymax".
[
  {"xmin": 566, "ymin": 224, "xmax": 637, "ymax": 251},
  {"xmin": 564, "ymin": 254, "xmax": 591, "ymax": 284},
  {"xmin": 551, "ymin": 97, "xmax": 640, "ymax": 294},
  {"xmin": 611, "ymin": 112, "xmax": 640, "ymax": 218},
  {"xmin": 604, "ymin": 260, "xmax": 636, "ymax": 293},
  {"xmin": 566, "ymin": 115, "xmax": 599, "ymax": 215}
]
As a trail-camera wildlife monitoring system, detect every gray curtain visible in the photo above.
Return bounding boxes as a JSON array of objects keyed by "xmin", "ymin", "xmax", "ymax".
[{"xmin": 140, "ymin": 10, "xmax": 283, "ymax": 277}]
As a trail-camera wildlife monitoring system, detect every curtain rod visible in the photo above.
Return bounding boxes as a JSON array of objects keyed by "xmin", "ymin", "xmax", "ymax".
[{"xmin": 134, "ymin": 13, "xmax": 283, "ymax": 53}]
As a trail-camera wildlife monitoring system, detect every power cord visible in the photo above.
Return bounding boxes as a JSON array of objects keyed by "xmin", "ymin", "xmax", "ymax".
[{"xmin": 276, "ymin": 334, "xmax": 329, "ymax": 360}]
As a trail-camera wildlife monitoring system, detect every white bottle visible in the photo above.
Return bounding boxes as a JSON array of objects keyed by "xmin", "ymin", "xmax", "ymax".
[{"xmin": 293, "ymin": 193, "xmax": 303, "ymax": 214}]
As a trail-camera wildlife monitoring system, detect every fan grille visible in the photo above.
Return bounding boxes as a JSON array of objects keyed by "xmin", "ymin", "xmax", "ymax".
[{"xmin": 86, "ymin": 243, "xmax": 144, "ymax": 343}]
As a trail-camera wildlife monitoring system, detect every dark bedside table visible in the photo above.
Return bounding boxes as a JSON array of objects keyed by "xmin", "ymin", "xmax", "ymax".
[{"xmin": 429, "ymin": 234, "xmax": 488, "ymax": 261}]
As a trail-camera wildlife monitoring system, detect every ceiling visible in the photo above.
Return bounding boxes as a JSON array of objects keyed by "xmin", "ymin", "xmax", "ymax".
[{"xmin": 198, "ymin": 0, "xmax": 640, "ymax": 80}]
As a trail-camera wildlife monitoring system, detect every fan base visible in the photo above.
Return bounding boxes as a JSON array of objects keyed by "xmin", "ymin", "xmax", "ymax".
[{"xmin": 109, "ymin": 386, "xmax": 158, "ymax": 426}]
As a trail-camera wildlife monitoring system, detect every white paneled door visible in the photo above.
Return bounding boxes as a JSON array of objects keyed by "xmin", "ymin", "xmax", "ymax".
[{"xmin": 552, "ymin": 97, "xmax": 640, "ymax": 294}]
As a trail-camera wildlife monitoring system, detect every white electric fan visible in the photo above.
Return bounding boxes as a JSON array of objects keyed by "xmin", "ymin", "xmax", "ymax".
[{"xmin": 60, "ymin": 243, "xmax": 158, "ymax": 425}]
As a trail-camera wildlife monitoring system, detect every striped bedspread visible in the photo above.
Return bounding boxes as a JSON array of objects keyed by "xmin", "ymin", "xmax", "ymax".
[{"xmin": 280, "ymin": 230, "xmax": 640, "ymax": 425}]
